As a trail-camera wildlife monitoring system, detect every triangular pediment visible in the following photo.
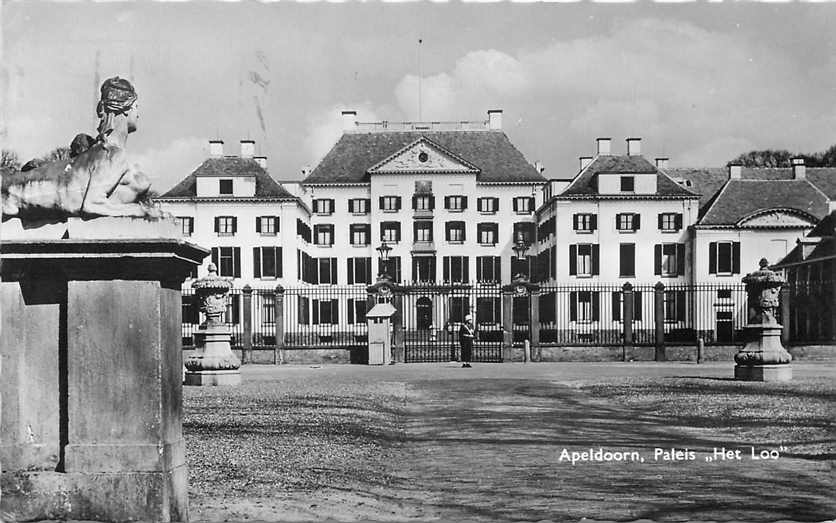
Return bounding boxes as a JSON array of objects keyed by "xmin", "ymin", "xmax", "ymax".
[
  {"xmin": 367, "ymin": 138, "xmax": 480, "ymax": 175},
  {"xmin": 737, "ymin": 208, "xmax": 818, "ymax": 228}
]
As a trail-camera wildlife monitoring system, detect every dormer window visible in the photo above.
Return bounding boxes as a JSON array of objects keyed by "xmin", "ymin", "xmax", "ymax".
[
  {"xmin": 219, "ymin": 179, "xmax": 233, "ymax": 195},
  {"xmin": 620, "ymin": 176, "xmax": 635, "ymax": 192}
]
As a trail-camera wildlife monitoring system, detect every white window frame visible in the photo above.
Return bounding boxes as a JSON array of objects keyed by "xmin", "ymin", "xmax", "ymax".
[
  {"xmin": 415, "ymin": 223, "xmax": 433, "ymax": 242},
  {"xmin": 477, "ymin": 197, "xmax": 497, "ymax": 213},
  {"xmin": 350, "ymin": 225, "xmax": 370, "ymax": 246},
  {"xmin": 616, "ymin": 213, "xmax": 636, "ymax": 232},
  {"xmin": 380, "ymin": 196, "xmax": 400, "ymax": 212},
  {"xmin": 349, "ymin": 199, "xmax": 369, "ymax": 215},
  {"xmin": 177, "ymin": 216, "xmax": 194, "ymax": 236},
  {"xmin": 577, "ymin": 244, "xmax": 593, "ymax": 277},
  {"xmin": 446, "ymin": 195, "xmax": 466, "ymax": 212},
  {"xmin": 217, "ymin": 216, "xmax": 235, "ymax": 236},
  {"xmin": 414, "ymin": 195, "xmax": 433, "ymax": 211},
  {"xmin": 313, "ymin": 199, "xmax": 334, "ymax": 215},
  {"xmin": 478, "ymin": 225, "xmax": 497, "ymax": 245},
  {"xmin": 314, "ymin": 224, "xmax": 334, "ymax": 246},
  {"xmin": 716, "ymin": 241, "xmax": 734, "ymax": 274},
  {"xmin": 258, "ymin": 216, "xmax": 277, "ymax": 235},
  {"xmin": 381, "ymin": 222, "xmax": 399, "ymax": 243},
  {"xmin": 661, "ymin": 243, "xmax": 678, "ymax": 277},
  {"xmin": 447, "ymin": 222, "xmax": 465, "ymax": 243},
  {"xmin": 576, "ymin": 291, "xmax": 593, "ymax": 323},
  {"xmin": 574, "ymin": 213, "xmax": 594, "ymax": 233},
  {"xmin": 513, "ymin": 196, "xmax": 533, "ymax": 214}
]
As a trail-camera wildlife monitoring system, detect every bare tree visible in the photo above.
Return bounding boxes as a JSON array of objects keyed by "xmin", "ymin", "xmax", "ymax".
[
  {"xmin": 1, "ymin": 149, "xmax": 20, "ymax": 171},
  {"xmin": 39, "ymin": 146, "xmax": 71, "ymax": 163}
]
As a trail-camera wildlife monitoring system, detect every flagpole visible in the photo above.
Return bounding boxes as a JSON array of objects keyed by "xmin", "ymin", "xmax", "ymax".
[{"xmin": 418, "ymin": 38, "xmax": 423, "ymax": 121}]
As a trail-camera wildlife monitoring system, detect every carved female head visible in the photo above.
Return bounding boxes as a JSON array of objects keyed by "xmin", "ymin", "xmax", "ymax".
[{"xmin": 96, "ymin": 77, "xmax": 139, "ymax": 137}]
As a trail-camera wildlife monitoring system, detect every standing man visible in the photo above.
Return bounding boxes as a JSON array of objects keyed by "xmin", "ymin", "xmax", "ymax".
[{"xmin": 459, "ymin": 314, "xmax": 475, "ymax": 368}]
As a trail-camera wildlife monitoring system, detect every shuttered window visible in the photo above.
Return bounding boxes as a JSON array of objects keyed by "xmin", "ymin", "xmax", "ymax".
[
  {"xmin": 709, "ymin": 241, "xmax": 741, "ymax": 274},
  {"xmin": 253, "ymin": 247, "xmax": 282, "ymax": 278}
]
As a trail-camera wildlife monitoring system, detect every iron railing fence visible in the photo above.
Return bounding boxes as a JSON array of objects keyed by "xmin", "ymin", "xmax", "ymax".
[
  {"xmin": 786, "ymin": 279, "xmax": 835, "ymax": 344},
  {"xmin": 399, "ymin": 283, "xmax": 504, "ymax": 362},
  {"xmin": 281, "ymin": 286, "xmax": 370, "ymax": 350},
  {"xmin": 180, "ymin": 281, "xmax": 831, "ymax": 353}
]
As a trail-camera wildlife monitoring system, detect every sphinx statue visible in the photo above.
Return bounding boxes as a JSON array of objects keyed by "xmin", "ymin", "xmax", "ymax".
[{"xmin": 2, "ymin": 77, "xmax": 161, "ymax": 220}]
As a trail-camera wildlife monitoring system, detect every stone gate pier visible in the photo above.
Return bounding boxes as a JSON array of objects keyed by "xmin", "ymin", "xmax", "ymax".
[{"xmin": 0, "ymin": 217, "xmax": 207, "ymax": 522}]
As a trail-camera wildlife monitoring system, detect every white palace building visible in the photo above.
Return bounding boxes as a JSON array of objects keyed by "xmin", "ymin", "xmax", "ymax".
[
  {"xmin": 158, "ymin": 109, "xmax": 834, "ymax": 349},
  {"xmin": 159, "ymin": 109, "xmax": 547, "ymax": 289}
]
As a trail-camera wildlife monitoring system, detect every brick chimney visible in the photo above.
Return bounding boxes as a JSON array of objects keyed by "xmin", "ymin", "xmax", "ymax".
[
  {"xmin": 626, "ymin": 138, "xmax": 641, "ymax": 156},
  {"xmin": 729, "ymin": 164, "xmax": 742, "ymax": 179},
  {"xmin": 655, "ymin": 158, "xmax": 669, "ymax": 169},
  {"xmin": 487, "ymin": 109, "xmax": 503, "ymax": 130},
  {"xmin": 580, "ymin": 157, "xmax": 593, "ymax": 170},
  {"xmin": 596, "ymin": 138, "xmax": 611, "ymax": 156},
  {"xmin": 240, "ymin": 140, "xmax": 255, "ymax": 158},
  {"xmin": 534, "ymin": 161, "xmax": 545, "ymax": 174},
  {"xmin": 342, "ymin": 110, "xmax": 357, "ymax": 132},
  {"xmin": 792, "ymin": 157, "xmax": 806, "ymax": 180},
  {"xmin": 254, "ymin": 156, "xmax": 267, "ymax": 169},
  {"xmin": 209, "ymin": 140, "xmax": 224, "ymax": 158}
]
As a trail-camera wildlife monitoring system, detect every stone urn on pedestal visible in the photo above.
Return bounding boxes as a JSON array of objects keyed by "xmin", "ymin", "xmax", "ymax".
[
  {"xmin": 185, "ymin": 263, "xmax": 242, "ymax": 386},
  {"xmin": 734, "ymin": 258, "xmax": 792, "ymax": 381}
]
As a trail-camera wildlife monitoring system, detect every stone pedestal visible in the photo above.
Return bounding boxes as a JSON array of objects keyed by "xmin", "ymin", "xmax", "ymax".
[
  {"xmin": 734, "ymin": 259, "xmax": 792, "ymax": 382},
  {"xmin": 0, "ymin": 218, "xmax": 207, "ymax": 522},
  {"xmin": 184, "ymin": 325, "xmax": 241, "ymax": 386},
  {"xmin": 184, "ymin": 264, "xmax": 241, "ymax": 386}
]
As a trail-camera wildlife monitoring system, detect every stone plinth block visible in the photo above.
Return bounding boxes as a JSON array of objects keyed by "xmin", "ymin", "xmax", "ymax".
[
  {"xmin": 734, "ymin": 364, "xmax": 793, "ymax": 382},
  {"xmin": 184, "ymin": 369, "xmax": 242, "ymax": 386},
  {"xmin": 0, "ymin": 220, "xmax": 208, "ymax": 522}
]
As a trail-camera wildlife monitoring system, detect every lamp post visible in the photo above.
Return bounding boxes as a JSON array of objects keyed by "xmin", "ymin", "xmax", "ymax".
[{"xmin": 376, "ymin": 242, "xmax": 392, "ymax": 280}]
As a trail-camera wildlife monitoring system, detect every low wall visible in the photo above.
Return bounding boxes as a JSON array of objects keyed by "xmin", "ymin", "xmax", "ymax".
[{"xmin": 190, "ymin": 343, "xmax": 835, "ymax": 365}]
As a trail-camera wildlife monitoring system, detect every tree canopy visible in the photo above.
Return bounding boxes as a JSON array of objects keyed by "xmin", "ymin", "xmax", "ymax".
[{"xmin": 728, "ymin": 144, "xmax": 836, "ymax": 167}]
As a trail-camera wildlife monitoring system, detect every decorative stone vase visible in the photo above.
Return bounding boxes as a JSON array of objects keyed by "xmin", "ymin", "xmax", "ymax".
[
  {"xmin": 184, "ymin": 263, "xmax": 241, "ymax": 386},
  {"xmin": 734, "ymin": 258, "xmax": 792, "ymax": 381}
]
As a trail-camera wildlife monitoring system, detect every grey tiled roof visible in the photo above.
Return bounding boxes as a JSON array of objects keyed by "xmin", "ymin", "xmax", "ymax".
[
  {"xmin": 303, "ymin": 131, "xmax": 545, "ymax": 184},
  {"xmin": 667, "ymin": 167, "xmax": 836, "ymax": 219},
  {"xmin": 774, "ymin": 212, "xmax": 836, "ymax": 268},
  {"xmin": 698, "ymin": 179, "xmax": 829, "ymax": 226},
  {"xmin": 560, "ymin": 155, "xmax": 699, "ymax": 198},
  {"xmin": 160, "ymin": 158, "xmax": 295, "ymax": 199},
  {"xmin": 665, "ymin": 167, "xmax": 729, "ymax": 213}
]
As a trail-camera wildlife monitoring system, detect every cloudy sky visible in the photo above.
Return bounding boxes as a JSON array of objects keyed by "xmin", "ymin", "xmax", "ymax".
[{"xmin": 2, "ymin": 3, "xmax": 834, "ymax": 193}]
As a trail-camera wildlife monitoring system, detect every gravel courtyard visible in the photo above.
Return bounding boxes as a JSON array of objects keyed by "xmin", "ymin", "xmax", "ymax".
[{"xmin": 184, "ymin": 362, "xmax": 834, "ymax": 522}]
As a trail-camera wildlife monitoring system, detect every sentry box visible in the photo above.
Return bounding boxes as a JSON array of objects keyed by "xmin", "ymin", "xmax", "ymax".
[{"xmin": 366, "ymin": 302, "xmax": 396, "ymax": 365}]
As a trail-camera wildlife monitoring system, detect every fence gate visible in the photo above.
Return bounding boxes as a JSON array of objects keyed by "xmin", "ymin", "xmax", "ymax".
[{"xmin": 401, "ymin": 285, "xmax": 503, "ymax": 363}]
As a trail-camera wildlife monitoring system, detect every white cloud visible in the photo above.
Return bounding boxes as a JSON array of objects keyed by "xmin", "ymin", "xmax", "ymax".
[
  {"xmin": 303, "ymin": 102, "xmax": 389, "ymax": 173},
  {"xmin": 128, "ymin": 137, "xmax": 205, "ymax": 194},
  {"xmin": 390, "ymin": 17, "xmax": 836, "ymax": 168}
]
